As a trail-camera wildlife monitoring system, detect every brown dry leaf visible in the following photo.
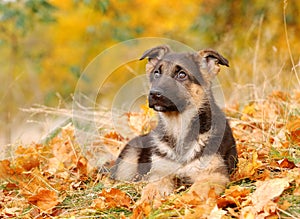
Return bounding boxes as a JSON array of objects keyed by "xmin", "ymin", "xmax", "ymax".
[
  {"xmin": 236, "ymin": 152, "xmax": 263, "ymax": 178},
  {"xmin": 18, "ymin": 168, "xmax": 51, "ymax": 196},
  {"xmin": 77, "ymin": 156, "xmax": 88, "ymax": 176},
  {"xmin": 28, "ymin": 189, "xmax": 59, "ymax": 212},
  {"xmin": 131, "ymin": 202, "xmax": 152, "ymax": 219},
  {"xmin": 0, "ymin": 160, "xmax": 15, "ymax": 178},
  {"xmin": 286, "ymin": 117, "xmax": 300, "ymax": 144},
  {"xmin": 217, "ymin": 185, "xmax": 251, "ymax": 208},
  {"xmin": 103, "ymin": 131, "xmax": 125, "ymax": 148},
  {"xmin": 251, "ymin": 178, "xmax": 290, "ymax": 212},
  {"xmin": 98, "ymin": 188, "xmax": 132, "ymax": 209},
  {"xmin": 15, "ymin": 146, "xmax": 40, "ymax": 171},
  {"xmin": 277, "ymin": 158, "xmax": 296, "ymax": 169}
]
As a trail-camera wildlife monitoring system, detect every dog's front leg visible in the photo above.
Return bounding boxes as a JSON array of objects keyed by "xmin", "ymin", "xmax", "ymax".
[
  {"xmin": 138, "ymin": 156, "xmax": 179, "ymax": 204},
  {"xmin": 188, "ymin": 171, "xmax": 229, "ymax": 198},
  {"xmin": 139, "ymin": 176, "xmax": 174, "ymax": 203},
  {"xmin": 186, "ymin": 154, "xmax": 230, "ymax": 198}
]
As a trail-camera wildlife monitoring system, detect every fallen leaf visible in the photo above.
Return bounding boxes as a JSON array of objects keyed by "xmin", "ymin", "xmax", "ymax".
[
  {"xmin": 286, "ymin": 117, "xmax": 300, "ymax": 144},
  {"xmin": 236, "ymin": 152, "xmax": 263, "ymax": 178},
  {"xmin": 277, "ymin": 158, "xmax": 296, "ymax": 169},
  {"xmin": 98, "ymin": 188, "xmax": 132, "ymax": 209},
  {"xmin": 28, "ymin": 189, "xmax": 59, "ymax": 212},
  {"xmin": 131, "ymin": 201, "xmax": 151, "ymax": 219},
  {"xmin": 103, "ymin": 131, "xmax": 125, "ymax": 147},
  {"xmin": 251, "ymin": 178, "xmax": 290, "ymax": 212},
  {"xmin": 217, "ymin": 185, "xmax": 251, "ymax": 208}
]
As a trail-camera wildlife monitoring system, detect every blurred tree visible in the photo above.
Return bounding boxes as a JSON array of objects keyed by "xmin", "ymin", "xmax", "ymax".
[{"xmin": 0, "ymin": 0, "xmax": 56, "ymax": 144}]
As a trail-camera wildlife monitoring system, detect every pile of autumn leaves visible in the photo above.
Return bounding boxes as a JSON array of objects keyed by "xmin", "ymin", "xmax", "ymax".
[{"xmin": 0, "ymin": 91, "xmax": 299, "ymax": 218}]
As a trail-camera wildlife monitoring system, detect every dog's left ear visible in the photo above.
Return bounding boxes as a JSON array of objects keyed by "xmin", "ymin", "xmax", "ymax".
[
  {"xmin": 140, "ymin": 45, "xmax": 171, "ymax": 65},
  {"xmin": 198, "ymin": 49, "xmax": 229, "ymax": 77}
]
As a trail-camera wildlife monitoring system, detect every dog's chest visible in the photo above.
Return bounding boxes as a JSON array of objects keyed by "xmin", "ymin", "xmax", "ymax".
[
  {"xmin": 154, "ymin": 109, "xmax": 211, "ymax": 163},
  {"xmin": 152, "ymin": 130, "xmax": 210, "ymax": 165}
]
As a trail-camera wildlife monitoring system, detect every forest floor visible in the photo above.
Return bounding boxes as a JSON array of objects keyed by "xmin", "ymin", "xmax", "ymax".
[{"xmin": 0, "ymin": 90, "xmax": 300, "ymax": 218}]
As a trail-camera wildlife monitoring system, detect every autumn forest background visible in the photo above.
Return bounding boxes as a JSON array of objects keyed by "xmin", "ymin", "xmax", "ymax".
[
  {"xmin": 1, "ymin": 0, "xmax": 299, "ymax": 145},
  {"xmin": 0, "ymin": 0, "xmax": 300, "ymax": 218}
]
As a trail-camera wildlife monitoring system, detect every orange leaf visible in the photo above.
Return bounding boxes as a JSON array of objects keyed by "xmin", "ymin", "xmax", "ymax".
[
  {"xmin": 277, "ymin": 158, "xmax": 296, "ymax": 169},
  {"xmin": 15, "ymin": 146, "xmax": 40, "ymax": 171},
  {"xmin": 217, "ymin": 186, "xmax": 250, "ymax": 208},
  {"xmin": 103, "ymin": 131, "xmax": 125, "ymax": 146},
  {"xmin": 0, "ymin": 160, "xmax": 15, "ymax": 178},
  {"xmin": 98, "ymin": 188, "xmax": 131, "ymax": 209},
  {"xmin": 286, "ymin": 117, "xmax": 300, "ymax": 144},
  {"xmin": 28, "ymin": 189, "xmax": 59, "ymax": 212},
  {"xmin": 77, "ymin": 156, "xmax": 88, "ymax": 176},
  {"xmin": 131, "ymin": 201, "xmax": 151, "ymax": 219}
]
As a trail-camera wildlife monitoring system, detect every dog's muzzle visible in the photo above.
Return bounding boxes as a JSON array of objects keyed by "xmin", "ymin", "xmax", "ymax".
[{"xmin": 148, "ymin": 88, "xmax": 181, "ymax": 112}]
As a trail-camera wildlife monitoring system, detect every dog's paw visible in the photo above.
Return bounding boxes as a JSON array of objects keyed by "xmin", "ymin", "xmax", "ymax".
[
  {"xmin": 137, "ymin": 179, "xmax": 174, "ymax": 206},
  {"xmin": 188, "ymin": 180, "xmax": 226, "ymax": 199}
]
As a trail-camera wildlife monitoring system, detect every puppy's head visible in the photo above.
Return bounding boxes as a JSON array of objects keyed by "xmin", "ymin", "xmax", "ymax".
[{"xmin": 140, "ymin": 45, "xmax": 229, "ymax": 112}]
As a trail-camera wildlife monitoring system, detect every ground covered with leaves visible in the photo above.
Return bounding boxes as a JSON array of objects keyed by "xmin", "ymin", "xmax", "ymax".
[{"xmin": 1, "ymin": 91, "xmax": 300, "ymax": 218}]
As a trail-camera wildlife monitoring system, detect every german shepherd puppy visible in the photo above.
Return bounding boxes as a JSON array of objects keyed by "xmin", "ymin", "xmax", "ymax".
[{"xmin": 111, "ymin": 45, "xmax": 237, "ymax": 202}]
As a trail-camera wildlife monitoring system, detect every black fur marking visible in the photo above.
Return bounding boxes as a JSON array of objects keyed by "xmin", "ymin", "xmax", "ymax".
[
  {"xmin": 137, "ymin": 147, "xmax": 152, "ymax": 175},
  {"xmin": 198, "ymin": 101, "xmax": 212, "ymax": 134}
]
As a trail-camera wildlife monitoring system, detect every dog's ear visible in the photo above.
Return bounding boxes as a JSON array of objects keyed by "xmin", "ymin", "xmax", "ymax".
[
  {"xmin": 198, "ymin": 49, "xmax": 229, "ymax": 77},
  {"xmin": 140, "ymin": 45, "xmax": 171, "ymax": 65}
]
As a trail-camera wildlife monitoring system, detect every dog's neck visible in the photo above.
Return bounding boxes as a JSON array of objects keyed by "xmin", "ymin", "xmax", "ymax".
[
  {"xmin": 158, "ymin": 101, "xmax": 212, "ymax": 137},
  {"xmin": 153, "ymin": 100, "xmax": 213, "ymax": 163}
]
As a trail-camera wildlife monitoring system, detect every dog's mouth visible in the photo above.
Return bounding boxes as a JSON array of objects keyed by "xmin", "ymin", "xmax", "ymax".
[
  {"xmin": 152, "ymin": 105, "xmax": 168, "ymax": 112},
  {"xmin": 149, "ymin": 100, "xmax": 180, "ymax": 112}
]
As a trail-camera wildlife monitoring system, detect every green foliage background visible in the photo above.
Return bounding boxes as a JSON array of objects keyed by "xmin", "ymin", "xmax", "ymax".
[{"xmin": 0, "ymin": 0, "xmax": 299, "ymax": 144}]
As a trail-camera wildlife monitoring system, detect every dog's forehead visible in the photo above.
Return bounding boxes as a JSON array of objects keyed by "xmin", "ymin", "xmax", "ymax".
[{"xmin": 161, "ymin": 52, "xmax": 199, "ymax": 73}]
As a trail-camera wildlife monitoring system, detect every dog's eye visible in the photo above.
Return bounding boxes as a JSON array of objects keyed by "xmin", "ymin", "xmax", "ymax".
[
  {"xmin": 176, "ymin": 71, "xmax": 187, "ymax": 81},
  {"xmin": 153, "ymin": 70, "xmax": 161, "ymax": 79}
]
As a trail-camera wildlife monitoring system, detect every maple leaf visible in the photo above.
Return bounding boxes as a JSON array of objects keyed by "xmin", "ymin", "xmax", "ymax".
[{"xmin": 28, "ymin": 189, "xmax": 59, "ymax": 213}]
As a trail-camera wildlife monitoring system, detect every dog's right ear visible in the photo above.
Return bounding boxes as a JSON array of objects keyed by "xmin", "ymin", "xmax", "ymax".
[{"xmin": 139, "ymin": 45, "xmax": 171, "ymax": 66}]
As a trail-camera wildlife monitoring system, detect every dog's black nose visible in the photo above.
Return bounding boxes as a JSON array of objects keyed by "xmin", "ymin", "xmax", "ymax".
[{"xmin": 149, "ymin": 89, "xmax": 162, "ymax": 99}]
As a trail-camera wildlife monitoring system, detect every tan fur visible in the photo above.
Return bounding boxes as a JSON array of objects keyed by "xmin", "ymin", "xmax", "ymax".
[
  {"xmin": 140, "ymin": 153, "xmax": 228, "ymax": 201},
  {"xmin": 189, "ymin": 83, "xmax": 206, "ymax": 108},
  {"xmin": 114, "ymin": 147, "xmax": 139, "ymax": 181}
]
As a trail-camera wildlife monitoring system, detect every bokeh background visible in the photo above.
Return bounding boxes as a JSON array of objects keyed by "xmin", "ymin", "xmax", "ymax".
[{"xmin": 1, "ymin": 0, "xmax": 299, "ymax": 145}]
